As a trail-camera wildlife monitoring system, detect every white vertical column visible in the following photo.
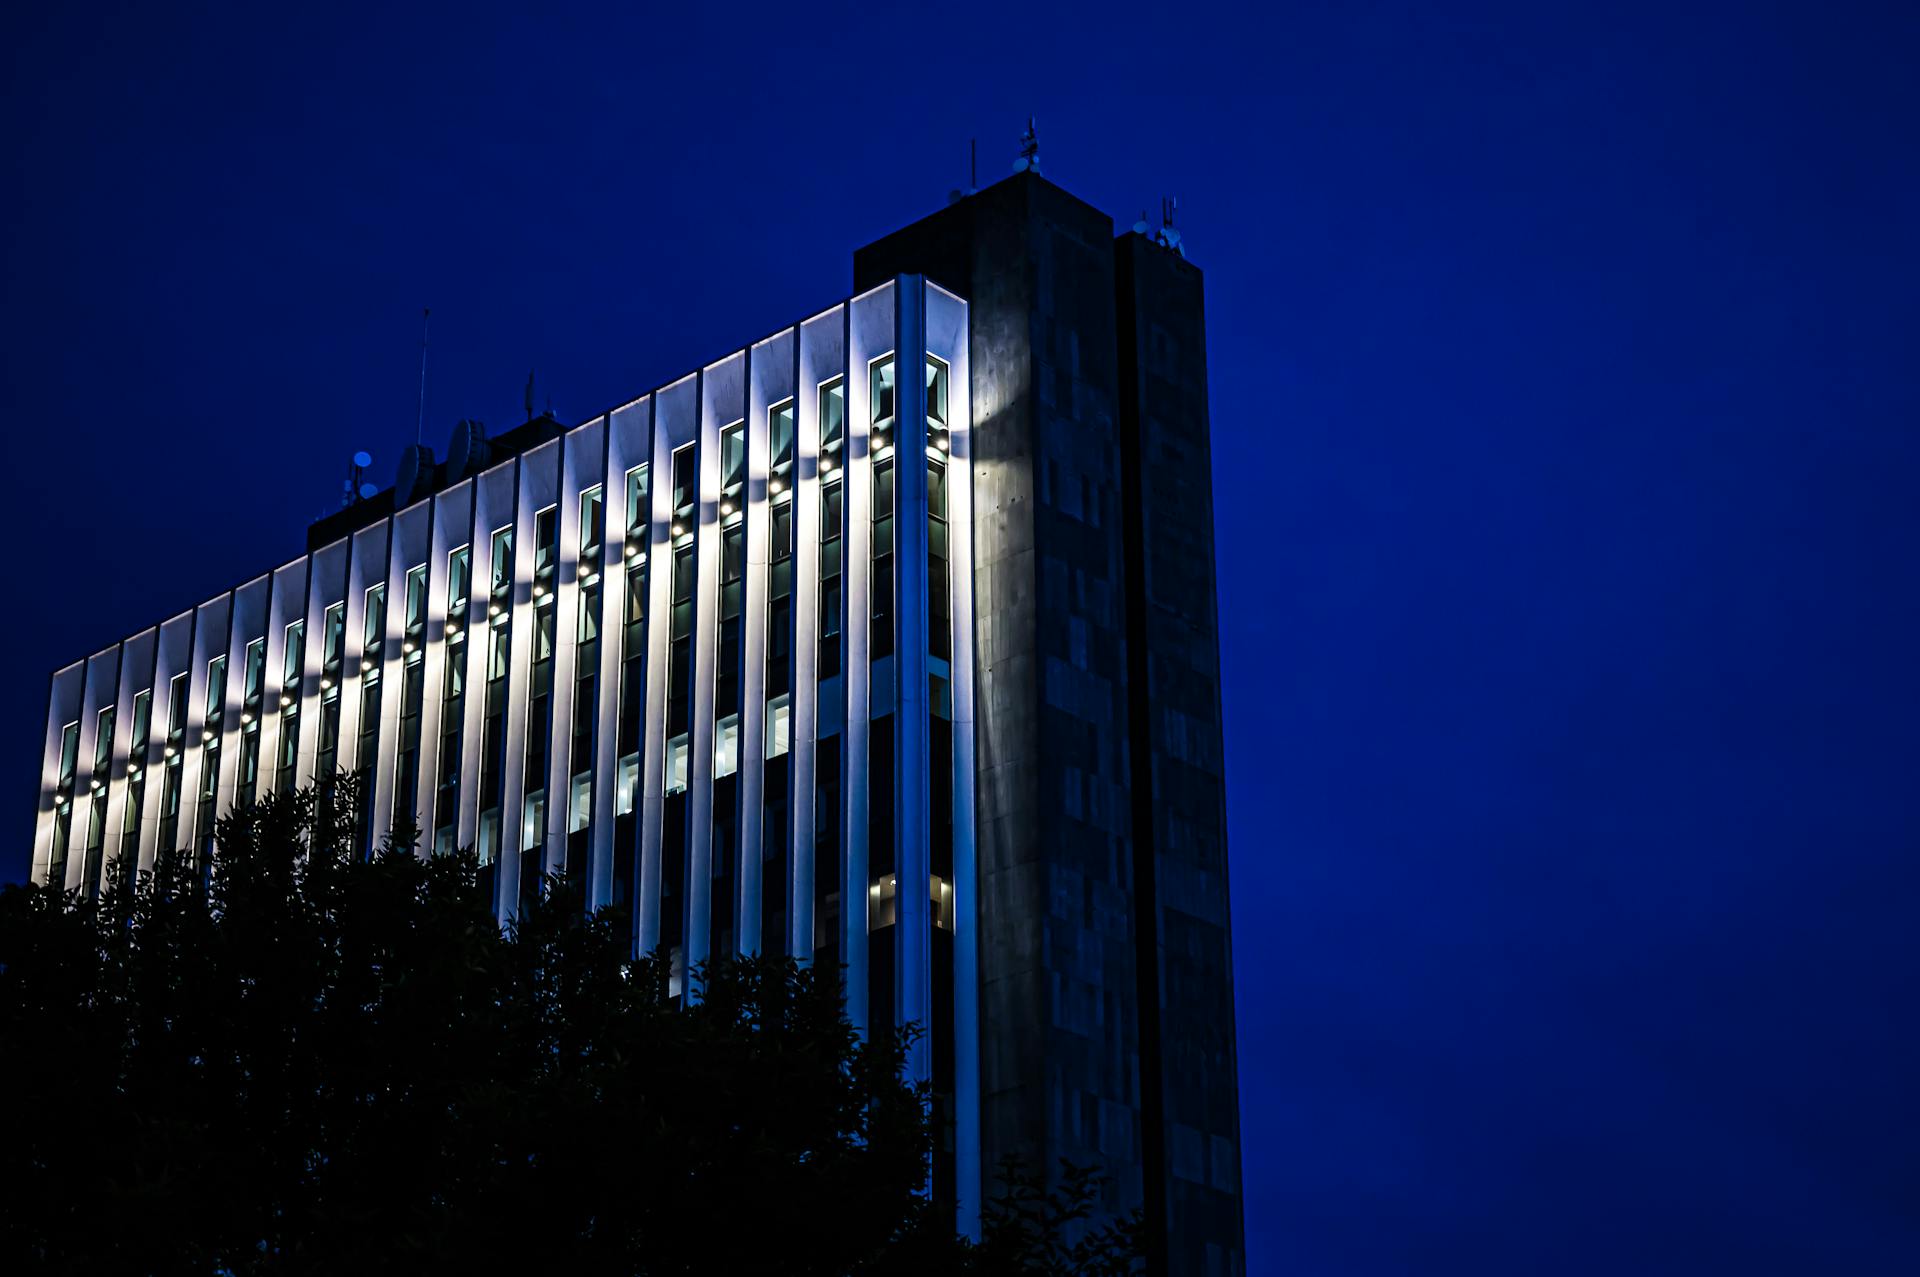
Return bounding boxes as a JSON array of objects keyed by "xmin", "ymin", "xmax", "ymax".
[
  {"xmin": 297, "ymin": 541, "xmax": 350, "ymax": 786},
  {"xmin": 844, "ymin": 281, "xmax": 894, "ymax": 1034},
  {"xmin": 68, "ymin": 646, "xmax": 122, "ymax": 893},
  {"xmin": 416, "ymin": 482, "xmax": 470, "ymax": 846},
  {"xmin": 737, "ymin": 333, "xmax": 787, "ymax": 954},
  {"xmin": 687, "ymin": 355, "xmax": 743, "ymax": 997},
  {"xmin": 137, "ymin": 611, "xmax": 195, "ymax": 877},
  {"xmin": 102, "ymin": 629, "xmax": 157, "ymax": 882},
  {"xmin": 179, "ymin": 592, "xmax": 232, "ymax": 866},
  {"xmin": 215, "ymin": 578, "xmax": 266, "ymax": 835},
  {"xmin": 930, "ymin": 282, "xmax": 981, "ymax": 1233},
  {"xmin": 35, "ymin": 663, "xmax": 85, "ymax": 886},
  {"xmin": 372, "ymin": 505, "xmax": 431, "ymax": 847},
  {"xmin": 259, "ymin": 558, "xmax": 310, "ymax": 802},
  {"xmin": 544, "ymin": 422, "xmax": 602, "ymax": 881},
  {"xmin": 335, "ymin": 521, "xmax": 389, "ymax": 795},
  {"xmin": 639, "ymin": 381, "xmax": 694, "ymax": 957},
  {"xmin": 458, "ymin": 466, "xmax": 515, "ymax": 858},
  {"xmin": 593, "ymin": 397, "xmax": 651, "ymax": 917},
  {"xmin": 501, "ymin": 443, "xmax": 559, "ymax": 917},
  {"xmin": 790, "ymin": 307, "xmax": 840, "ymax": 961}
]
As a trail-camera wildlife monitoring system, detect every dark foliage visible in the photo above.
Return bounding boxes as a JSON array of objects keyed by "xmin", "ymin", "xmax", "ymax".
[{"xmin": 0, "ymin": 777, "xmax": 1138, "ymax": 1275}]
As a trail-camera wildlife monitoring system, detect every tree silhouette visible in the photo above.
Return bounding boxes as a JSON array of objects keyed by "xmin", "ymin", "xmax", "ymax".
[{"xmin": 0, "ymin": 776, "xmax": 1140, "ymax": 1275}]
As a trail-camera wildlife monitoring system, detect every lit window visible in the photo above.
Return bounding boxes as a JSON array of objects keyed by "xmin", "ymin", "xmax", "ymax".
[
  {"xmin": 926, "ymin": 356, "xmax": 949, "ymax": 428},
  {"xmin": 626, "ymin": 465, "xmax": 650, "ymax": 536},
  {"xmin": 715, "ymin": 714, "xmax": 739, "ymax": 779},
  {"xmin": 819, "ymin": 378, "xmax": 845, "ymax": 451},
  {"xmin": 617, "ymin": 752, "xmax": 639, "ymax": 815},
  {"xmin": 579, "ymin": 486, "xmax": 603, "ymax": 561},
  {"xmin": 769, "ymin": 399, "xmax": 795, "ymax": 470},
  {"xmin": 666, "ymin": 733, "xmax": 689, "ymax": 794},
  {"xmin": 720, "ymin": 423, "xmax": 745, "ymax": 492},
  {"xmin": 766, "ymin": 694, "xmax": 790, "ymax": 759},
  {"xmin": 491, "ymin": 525, "xmax": 514, "ymax": 598},
  {"xmin": 871, "ymin": 357, "xmax": 896, "ymax": 428},
  {"xmin": 671, "ymin": 445, "xmax": 695, "ymax": 523},
  {"xmin": 568, "ymin": 772, "xmax": 592, "ymax": 834}
]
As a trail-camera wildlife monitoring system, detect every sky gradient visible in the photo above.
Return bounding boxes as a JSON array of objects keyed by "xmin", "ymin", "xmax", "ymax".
[{"xmin": 4, "ymin": 2, "xmax": 1916, "ymax": 1271}]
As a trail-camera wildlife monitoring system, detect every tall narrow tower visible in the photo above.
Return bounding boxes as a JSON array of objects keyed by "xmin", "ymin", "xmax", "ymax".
[{"xmin": 857, "ymin": 170, "xmax": 1244, "ymax": 1276}]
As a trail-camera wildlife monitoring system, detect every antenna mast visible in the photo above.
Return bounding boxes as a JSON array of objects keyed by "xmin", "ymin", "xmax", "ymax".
[{"xmin": 416, "ymin": 307, "xmax": 431, "ymax": 445}]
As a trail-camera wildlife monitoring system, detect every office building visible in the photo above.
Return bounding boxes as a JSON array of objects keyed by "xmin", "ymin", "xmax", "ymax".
[{"xmin": 32, "ymin": 170, "xmax": 1242, "ymax": 1274}]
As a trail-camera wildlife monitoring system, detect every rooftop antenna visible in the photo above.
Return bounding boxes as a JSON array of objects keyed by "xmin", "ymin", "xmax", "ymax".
[
  {"xmin": 415, "ymin": 308, "xmax": 431, "ymax": 445},
  {"xmin": 1014, "ymin": 116, "xmax": 1040, "ymax": 175},
  {"xmin": 524, "ymin": 370, "xmax": 535, "ymax": 423},
  {"xmin": 951, "ymin": 138, "xmax": 982, "ymax": 205},
  {"xmin": 1155, "ymin": 196, "xmax": 1186, "ymax": 258},
  {"xmin": 342, "ymin": 450, "xmax": 375, "ymax": 508}
]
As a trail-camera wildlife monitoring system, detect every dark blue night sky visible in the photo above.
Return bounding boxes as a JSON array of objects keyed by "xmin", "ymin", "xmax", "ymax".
[{"xmin": 5, "ymin": 2, "xmax": 1916, "ymax": 1270}]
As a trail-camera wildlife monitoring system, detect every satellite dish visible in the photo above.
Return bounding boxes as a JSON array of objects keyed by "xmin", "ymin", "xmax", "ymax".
[
  {"xmin": 359, "ymin": 482, "xmax": 378, "ymax": 500},
  {"xmin": 394, "ymin": 444, "xmax": 434, "ymax": 506},
  {"xmin": 445, "ymin": 419, "xmax": 491, "ymax": 481},
  {"xmin": 353, "ymin": 450, "xmax": 373, "ymax": 469}
]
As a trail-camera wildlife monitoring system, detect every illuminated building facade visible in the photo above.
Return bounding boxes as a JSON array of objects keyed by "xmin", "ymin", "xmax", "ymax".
[{"xmin": 32, "ymin": 172, "xmax": 1242, "ymax": 1274}]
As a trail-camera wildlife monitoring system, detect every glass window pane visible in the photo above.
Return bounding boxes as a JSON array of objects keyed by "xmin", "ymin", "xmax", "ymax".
[
  {"xmin": 766, "ymin": 694, "xmax": 790, "ymax": 759},
  {"xmin": 871, "ymin": 357, "xmax": 896, "ymax": 427},
  {"xmin": 770, "ymin": 400, "xmax": 794, "ymax": 467},
  {"xmin": 819, "ymin": 378, "xmax": 844, "ymax": 449},
  {"xmin": 666, "ymin": 733, "xmax": 689, "ymax": 794},
  {"xmin": 715, "ymin": 714, "xmax": 739, "ymax": 779}
]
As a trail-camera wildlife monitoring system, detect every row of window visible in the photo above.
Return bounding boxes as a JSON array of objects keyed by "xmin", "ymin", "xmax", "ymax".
[{"xmin": 51, "ymin": 357, "xmax": 962, "ymax": 966}]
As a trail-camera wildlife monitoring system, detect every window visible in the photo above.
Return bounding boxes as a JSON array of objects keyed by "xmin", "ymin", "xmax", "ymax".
[
  {"xmin": 243, "ymin": 638, "xmax": 266, "ymax": 705},
  {"xmin": 766, "ymin": 693, "xmax": 790, "ymax": 759},
  {"xmin": 205, "ymin": 655, "xmax": 227, "ymax": 723},
  {"xmin": 364, "ymin": 583, "xmax": 387, "ymax": 657},
  {"xmin": 447, "ymin": 546, "xmax": 472, "ymax": 617},
  {"xmin": 578, "ymin": 578, "xmax": 600, "ymax": 644},
  {"xmin": 579, "ymin": 486, "xmax": 604, "ymax": 563},
  {"xmin": 671, "ymin": 445, "xmax": 695, "ymax": 528},
  {"xmin": 404, "ymin": 564, "xmax": 428, "ymax": 638},
  {"xmin": 769, "ymin": 399, "xmax": 795, "ymax": 472},
  {"xmin": 719, "ymin": 422, "xmax": 745, "ymax": 494},
  {"xmin": 715, "ymin": 713, "xmax": 739, "ymax": 779},
  {"xmin": 123, "ymin": 688, "xmax": 153, "ymax": 856},
  {"xmin": 616, "ymin": 752, "xmax": 639, "ymax": 816},
  {"xmin": 871, "ymin": 457, "xmax": 895, "ymax": 661},
  {"xmin": 283, "ymin": 621, "xmax": 305, "ymax": 691},
  {"xmin": 490, "ymin": 526, "xmax": 514, "ymax": 603},
  {"xmin": 926, "ymin": 355, "xmax": 949, "ymax": 429},
  {"xmin": 870, "ymin": 357, "xmax": 896, "ymax": 431},
  {"xmin": 819, "ymin": 377, "xmax": 845, "ymax": 453},
  {"xmin": 568, "ymin": 771, "xmax": 592, "ymax": 834},
  {"xmin": 665, "ymin": 732, "xmax": 688, "ymax": 794},
  {"xmin": 533, "ymin": 507, "xmax": 558, "ymax": 582},
  {"xmin": 625, "ymin": 465, "xmax": 650, "ymax": 552},
  {"xmin": 322, "ymin": 603, "xmax": 345, "ymax": 672}
]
